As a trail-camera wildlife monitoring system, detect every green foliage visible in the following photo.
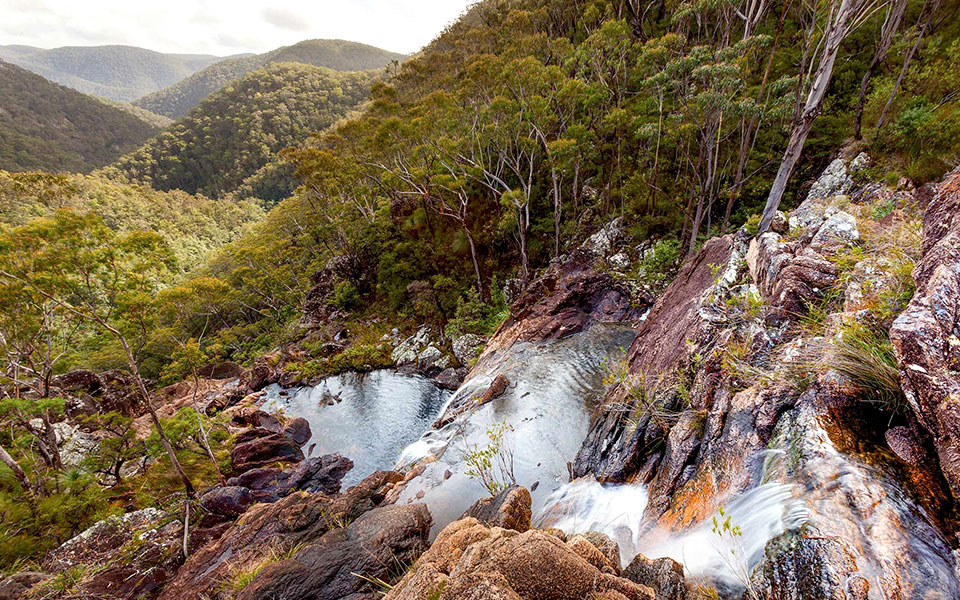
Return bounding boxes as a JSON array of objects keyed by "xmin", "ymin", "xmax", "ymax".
[
  {"xmin": 331, "ymin": 281, "xmax": 362, "ymax": 311},
  {"xmin": 0, "ymin": 170, "xmax": 262, "ymax": 273},
  {"xmin": 135, "ymin": 39, "xmax": 405, "ymax": 119},
  {"xmin": 463, "ymin": 420, "xmax": 517, "ymax": 496},
  {"xmin": 833, "ymin": 322, "xmax": 905, "ymax": 415},
  {"xmin": 0, "ymin": 60, "xmax": 160, "ymax": 173},
  {"xmin": 103, "ymin": 63, "xmax": 375, "ymax": 200}
]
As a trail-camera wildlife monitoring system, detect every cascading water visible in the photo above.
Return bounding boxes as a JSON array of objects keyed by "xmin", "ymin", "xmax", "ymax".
[
  {"xmin": 394, "ymin": 323, "xmax": 638, "ymax": 536},
  {"xmin": 262, "ymin": 370, "xmax": 450, "ymax": 487},
  {"xmin": 536, "ymin": 477, "xmax": 807, "ymax": 585}
]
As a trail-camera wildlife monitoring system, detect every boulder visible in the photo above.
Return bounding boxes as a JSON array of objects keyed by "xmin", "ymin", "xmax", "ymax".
[
  {"xmin": 392, "ymin": 326, "xmax": 434, "ymax": 366},
  {"xmin": 384, "ymin": 518, "xmax": 654, "ymax": 600},
  {"xmin": 452, "ymin": 334, "xmax": 487, "ymax": 365},
  {"xmin": 236, "ymin": 504, "xmax": 432, "ymax": 600},
  {"xmin": 281, "ymin": 454, "xmax": 354, "ymax": 495},
  {"xmin": 623, "ymin": 554, "xmax": 685, "ymax": 600},
  {"xmin": 231, "ymin": 432, "xmax": 304, "ymax": 473},
  {"xmin": 434, "ymin": 367, "xmax": 463, "ymax": 390},
  {"xmin": 282, "ymin": 417, "xmax": 312, "ymax": 446},
  {"xmin": 0, "ymin": 572, "xmax": 48, "ymax": 600},
  {"xmin": 461, "ymin": 485, "xmax": 532, "ymax": 532},
  {"xmin": 158, "ymin": 470, "xmax": 405, "ymax": 600},
  {"xmin": 200, "ymin": 486, "xmax": 254, "ymax": 517}
]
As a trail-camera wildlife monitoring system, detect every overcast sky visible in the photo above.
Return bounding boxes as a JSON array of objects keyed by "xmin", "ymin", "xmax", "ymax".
[{"xmin": 0, "ymin": 0, "xmax": 475, "ymax": 56}]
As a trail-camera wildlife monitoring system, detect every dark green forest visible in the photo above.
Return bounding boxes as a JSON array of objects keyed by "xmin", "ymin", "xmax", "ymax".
[
  {"xmin": 133, "ymin": 39, "xmax": 406, "ymax": 118},
  {"xmin": 0, "ymin": 60, "xmax": 161, "ymax": 173},
  {"xmin": 100, "ymin": 63, "xmax": 375, "ymax": 200}
]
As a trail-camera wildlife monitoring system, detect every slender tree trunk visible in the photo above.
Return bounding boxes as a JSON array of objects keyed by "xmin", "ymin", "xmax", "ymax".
[
  {"xmin": 876, "ymin": 0, "xmax": 941, "ymax": 131},
  {"xmin": 760, "ymin": 0, "xmax": 861, "ymax": 233},
  {"xmin": 464, "ymin": 228, "xmax": 484, "ymax": 296},
  {"xmin": 0, "ymin": 443, "xmax": 30, "ymax": 491},
  {"xmin": 121, "ymin": 340, "xmax": 194, "ymax": 496},
  {"xmin": 191, "ymin": 372, "xmax": 224, "ymax": 485},
  {"xmin": 854, "ymin": 0, "xmax": 908, "ymax": 139}
]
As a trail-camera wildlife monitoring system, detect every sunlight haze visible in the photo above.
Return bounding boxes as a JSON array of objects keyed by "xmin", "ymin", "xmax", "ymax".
[{"xmin": 0, "ymin": 0, "xmax": 474, "ymax": 55}]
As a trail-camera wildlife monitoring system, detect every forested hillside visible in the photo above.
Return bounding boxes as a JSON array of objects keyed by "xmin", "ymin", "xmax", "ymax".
[
  {"xmin": 0, "ymin": 60, "xmax": 162, "ymax": 173},
  {"xmin": 0, "ymin": 171, "xmax": 262, "ymax": 272},
  {"xmin": 134, "ymin": 39, "xmax": 405, "ymax": 118},
  {"xmin": 101, "ymin": 63, "xmax": 374, "ymax": 200},
  {"xmin": 0, "ymin": 44, "xmax": 227, "ymax": 102},
  {"xmin": 130, "ymin": 0, "xmax": 959, "ymax": 372}
]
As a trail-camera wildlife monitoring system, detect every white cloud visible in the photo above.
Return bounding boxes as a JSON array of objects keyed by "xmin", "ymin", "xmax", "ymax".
[{"xmin": 0, "ymin": 0, "xmax": 474, "ymax": 56}]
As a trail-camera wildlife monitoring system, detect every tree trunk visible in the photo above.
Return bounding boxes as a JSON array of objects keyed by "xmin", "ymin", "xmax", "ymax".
[
  {"xmin": 760, "ymin": 0, "xmax": 859, "ymax": 234},
  {"xmin": 464, "ymin": 228, "xmax": 484, "ymax": 296},
  {"xmin": 854, "ymin": 0, "xmax": 908, "ymax": 139},
  {"xmin": 876, "ymin": 0, "xmax": 941, "ymax": 131},
  {"xmin": 122, "ymin": 341, "xmax": 194, "ymax": 496},
  {"xmin": 0, "ymin": 443, "xmax": 30, "ymax": 492}
]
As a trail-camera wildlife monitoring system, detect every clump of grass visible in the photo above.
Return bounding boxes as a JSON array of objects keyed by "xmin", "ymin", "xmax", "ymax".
[
  {"xmin": 602, "ymin": 353, "xmax": 686, "ymax": 432},
  {"xmin": 832, "ymin": 322, "xmax": 905, "ymax": 414}
]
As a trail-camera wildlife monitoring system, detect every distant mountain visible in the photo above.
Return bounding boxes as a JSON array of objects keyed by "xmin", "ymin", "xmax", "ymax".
[
  {"xmin": 101, "ymin": 62, "xmax": 375, "ymax": 199},
  {"xmin": 134, "ymin": 39, "xmax": 404, "ymax": 118},
  {"xmin": 0, "ymin": 44, "xmax": 233, "ymax": 102},
  {"xmin": 0, "ymin": 60, "xmax": 162, "ymax": 173}
]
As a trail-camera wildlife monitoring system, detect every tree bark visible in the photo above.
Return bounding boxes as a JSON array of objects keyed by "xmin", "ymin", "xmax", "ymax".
[
  {"xmin": 876, "ymin": 0, "xmax": 941, "ymax": 131},
  {"xmin": 0, "ymin": 443, "xmax": 30, "ymax": 492},
  {"xmin": 854, "ymin": 0, "xmax": 908, "ymax": 139},
  {"xmin": 760, "ymin": 0, "xmax": 864, "ymax": 233}
]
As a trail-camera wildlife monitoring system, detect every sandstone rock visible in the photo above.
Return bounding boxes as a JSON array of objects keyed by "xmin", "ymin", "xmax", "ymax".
[
  {"xmin": 566, "ymin": 534, "xmax": 619, "ymax": 574},
  {"xmin": 417, "ymin": 344, "xmax": 446, "ymax": 370},
  {"xmin": 231, "ymin": 432, "xmax": 304, "ymax": 473},
  {"xmin": 583, "ymin": 217, "xmax": 628, "ymax": 258},
  {"xmin": 461, "ymin": 485, "xmax": 532, "ymax": 532},
  {"xmin": 0, "ymin": 572, "xmax": 48, "ymax": 600},
  {"xmin": 227, "ymin": 467, "xmax": 291, "ymax": 491},
  {"xmin": 809, "ymin": 210, "xmax": 859, "ymax": 252},
  {"xmin": 479, "ymin": 373, "xmax": 510, "ymax": 404},
  {"xmin": 237, "ymin": 504, "xmax": 432, "ymax": 600},
  {"xmin": 623, "ymin": 554, "xmax": 685, "ymax": 600},
  {"xmin": 200, "ymin": 485, "xmax": 254, "ymax": 517},
  {"xmin": 890, "ymin": 165, "xmax": 960, "ymax": 498},
  {"xmin": 578, "ymin": 531, "xmax": 621, "ymax": 572},
  {"xmin": 385, "ymin": 518, "xmax": 654, "ymax": 600}
]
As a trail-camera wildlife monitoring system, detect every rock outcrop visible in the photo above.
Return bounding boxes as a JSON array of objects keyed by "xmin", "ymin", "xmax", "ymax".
[
  {"xmin": 384, "ymin": 518, "xmax": 654, "ymax": 600},
  {"xmin": 890, "ymin": 165, "xmax": 960, "ymax": 498}
]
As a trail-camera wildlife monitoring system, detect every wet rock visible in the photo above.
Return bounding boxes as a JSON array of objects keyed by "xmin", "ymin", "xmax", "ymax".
[
  {"xmin": 385, "ymin": 518, "xmax": 654, "ymax": 600},
  {"xmin": 479, "ymin": 373, "xmax": 510, "ymax": 404},
  {"xmin": 237, "ymin": 504, "xmax": 432, "ymax": 600},
  {"xmin": 282, "ymin": 454, "xmax": 354, "ymax": 495},
  {"xmin": 623, "ymin": 554, "xmax": 685, "ymax": 600},
  {"xmin": 282, "ymin": 417, "xmax": 311, "ymax": 446},
  {"xmin": 434, "ymin": 367, "xmax": 463, "ymax": 390},
  {"xmin": 752, "ymin": 531, "xmax": 869, "ymax": 600},
  {"xmin": 200, "ymin": 486, "xmax": 254, "ymax": 517},
  {"xmin": 890, "ymin": 165, "xmax": 960, "ymax": 498},
  {"xmin": 452, "ymin": 333, "xmax": 487, "ymax": 365},
  {"xmin": 0, "ymin": 572, "xmax": 48, "ymax": 600},
  {"xmin": 231, "ymin": 432, "xmax": 304, "ymax": 473},
  {"xmin": 461, "ymin": 485, "xmax": 532, "ymax": 532}
]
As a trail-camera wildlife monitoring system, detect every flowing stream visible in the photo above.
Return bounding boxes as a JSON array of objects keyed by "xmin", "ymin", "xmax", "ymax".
[
  {"xmin": 262, "ymin": 370, "xmax": 450, "ymax": 487},
  {"xmin": 394, "ymin": 324, "xmax": 638, "ymax": 536}
]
